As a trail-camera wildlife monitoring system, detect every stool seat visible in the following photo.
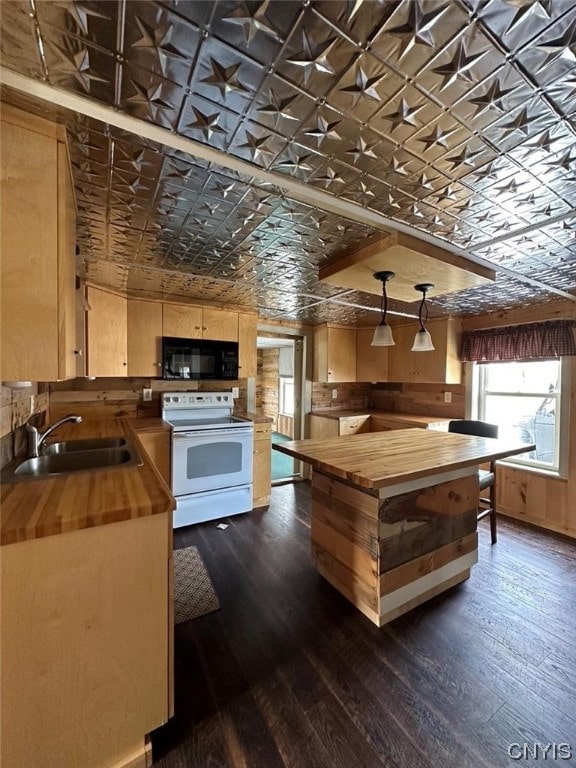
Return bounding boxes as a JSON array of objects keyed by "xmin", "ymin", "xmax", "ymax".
[{"xmin": 448, "ymin": 419, "xmax": 499, "ymax": 544}]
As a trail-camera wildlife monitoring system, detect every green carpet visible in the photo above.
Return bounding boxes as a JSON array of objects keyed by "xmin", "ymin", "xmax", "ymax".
[{"xmin": 271, "ymin": 432, "xmax": 295, "ymax": 481}]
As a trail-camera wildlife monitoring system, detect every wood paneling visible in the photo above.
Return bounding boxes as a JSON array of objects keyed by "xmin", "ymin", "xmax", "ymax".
[
  {"xmin": 370, "ymin": 381, "xmax": 466, "ymax": 419},
  {"xmin": 311, "ymin": 382, "xmax": 370, "ymax": 411},
  {"xmin": 86, "ymin": 287, "xmax": 128, "ymax": 377},
  {"xmin": 128, "ymin": 299, "xmax": 162, "ymax": 377},
  {"xmin": 0, "ymin": 512, "xmax": 170, "ymax": 768}
]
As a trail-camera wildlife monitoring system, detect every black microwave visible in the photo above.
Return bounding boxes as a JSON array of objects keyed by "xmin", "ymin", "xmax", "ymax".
[{"xmin": 162, "ymin": 337, "xmax": 239, "ymax": 380}]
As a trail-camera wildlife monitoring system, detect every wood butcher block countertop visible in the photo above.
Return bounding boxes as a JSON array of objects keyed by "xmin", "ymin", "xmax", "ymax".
[
  {"xmin": 274, "ymin": 430, "xmax": 535, "ymax": 491},
  {"xmin": 0, "ymin": 418, "xmax": 175, "ymax": 546},
  {"xmin": 311, "ymin": 409, "xmax": 449, "ymax": 427},
  {"xmin": 234, "ymin": 411, "xmax": 273, "ymax": 424}
]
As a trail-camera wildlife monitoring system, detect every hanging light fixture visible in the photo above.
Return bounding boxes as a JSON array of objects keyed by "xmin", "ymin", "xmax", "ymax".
[
  {"xmin": 371, "ymin": 271, "xmax": 396, "ymax": 346},
  {"xmin": 411, "ymin": 283, "xmax": 435, "ymax": 352}
]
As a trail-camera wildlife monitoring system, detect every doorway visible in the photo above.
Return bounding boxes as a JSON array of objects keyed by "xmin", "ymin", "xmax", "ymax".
[{"xmin": 256, "ymin": 334, "xmax": 303, "ymax": 484}]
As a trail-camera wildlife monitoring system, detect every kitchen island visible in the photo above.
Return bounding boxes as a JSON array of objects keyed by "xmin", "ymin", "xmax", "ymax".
[{"xmin": 274, "ymin": 429, "xmax": 534, "ymax": 626}]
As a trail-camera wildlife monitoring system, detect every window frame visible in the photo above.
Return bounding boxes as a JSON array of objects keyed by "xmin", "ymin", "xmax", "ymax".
[
  {"xmin": 278, "ymin": 376, "xmax": 295, "ymax": 417},
  {"xmin": 468, "ymin": 358, "xmax": 570, "ymax": 478}
]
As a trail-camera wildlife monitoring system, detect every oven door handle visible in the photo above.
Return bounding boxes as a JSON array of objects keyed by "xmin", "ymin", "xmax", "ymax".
[{"xmin": 173, "ymin": 429, "xmax": 253, "ymax": 439}]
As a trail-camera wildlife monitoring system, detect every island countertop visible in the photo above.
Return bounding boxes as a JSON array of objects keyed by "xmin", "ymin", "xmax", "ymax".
[
  {"xmin": 0, "ymin": 417, "xmax": 175, "ymax": 546},
  {"xmin": 274, "ymin": 429, "xmax": 535, "ymax": 491}
]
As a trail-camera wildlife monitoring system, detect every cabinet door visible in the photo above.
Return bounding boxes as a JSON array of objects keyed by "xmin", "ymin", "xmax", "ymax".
[
  {"xmin": 253, "ymin": 424, "xmax": 271, "ymax": 507},
  {"xmin": 339, "ymin": 416, "xmax": 370, "ymax": 435},
  {"xmin": 128, "ymin": 300, "xmax": 163, "ymax": 377},
  {"xmin": 138, "ymin": 430, "xmax": 171, "ymax": 486},
  {"xmin": 356, "ymin": 328, "xmax": 388, "ymax": 383},
  {"xmin": 309, "ymin": 415, "xmax": 339, "ymax": 439},
  {"xmin": 86, "ymin": 287, "xmax": 128, "ymax": 377},
  {"xmin": 238, "ymin": 313, "xmax": 257, "ymax": 378},
  {"xmin": 388, "ymin": 324, "xmax": 417, "ymax": 382},
  {"xmin": 162, "ymin": 304, "xmax": 203, "ymax": 338},
  {"xmin": 327, "ymin": 327, "xmax": 356, "ymax": 382},
  {"xmin": 412, "ymin": 318, "xmax": 462, "ymax": 384},
  {"xmin": 57, "ymin": 143, "xmax": 77, "ymax": 381},
  {"xmin": 0, "ymin": 109, "xmax": 70, "ymax": 381},
  {"xmin": 202, "ymin": 307, "xmax": 238, "ymax": 341}
]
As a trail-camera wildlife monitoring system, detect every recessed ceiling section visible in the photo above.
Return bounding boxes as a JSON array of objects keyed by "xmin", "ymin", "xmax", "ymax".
[{"xmin": 319, "ymin": 232, "xmax": 495, "ymax": 301}]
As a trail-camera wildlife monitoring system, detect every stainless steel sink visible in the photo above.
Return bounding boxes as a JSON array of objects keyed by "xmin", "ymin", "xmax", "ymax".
[
  {"xmin": 45, "ymin": 437, "xmax": 127, "ymax": 454},
  {"xmin": 1, "ymin": 442, "xmax": 142, "ymax": 482}
]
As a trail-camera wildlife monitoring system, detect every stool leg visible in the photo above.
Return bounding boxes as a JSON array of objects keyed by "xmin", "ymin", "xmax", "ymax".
[{"xmin": 489, "ymin": 480, "xmax": 497, "ymax": 545}]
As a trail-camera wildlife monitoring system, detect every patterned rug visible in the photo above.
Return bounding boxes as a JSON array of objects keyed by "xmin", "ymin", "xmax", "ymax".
[{"xmin": 173, "ymin": 546, "xmax": 220, "ymax": 624}]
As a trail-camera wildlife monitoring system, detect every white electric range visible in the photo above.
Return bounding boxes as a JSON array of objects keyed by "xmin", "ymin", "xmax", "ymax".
[{"xmin": 162, "ymin": 392, "xmax": 253, "ymax": 528}]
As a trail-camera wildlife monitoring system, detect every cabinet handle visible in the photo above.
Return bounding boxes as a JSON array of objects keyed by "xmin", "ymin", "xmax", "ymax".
[
  {"xmin": 202, "ymin": 326, "xmax": 207, "ymax": 330},
  {"xmin": 74, "ymin": 349, "xmax": 83, "ymax": 356},
  {"xmin": 195, "ymin": 326, "xmax": 201, "ymax": 330},
  {"xmin": 157, "ymin": 362, "xmax": 162, "ymax": 367},
  {"xmin": 123, "ymin": 362, "xmax": 127, "ymax": 366}
]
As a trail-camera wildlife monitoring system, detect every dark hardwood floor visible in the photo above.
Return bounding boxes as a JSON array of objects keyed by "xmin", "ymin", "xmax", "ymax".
[{"xmin": 152, "ymin": 481, "xmax": 576, "ymax": 768}]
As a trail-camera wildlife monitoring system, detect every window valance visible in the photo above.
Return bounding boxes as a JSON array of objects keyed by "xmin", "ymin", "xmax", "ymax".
[{"xmin": 461, "ymin": 320, "xmax": 576, "ymax": 362}]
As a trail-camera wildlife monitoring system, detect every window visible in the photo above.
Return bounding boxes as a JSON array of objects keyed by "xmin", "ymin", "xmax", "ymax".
[
  {"xmin": 473, "ymin": 359, "xmax": 567, "ymax": 474},
  {"xmin": 279, "ymin": 377, "xmax": 294, "ymax": 416}
]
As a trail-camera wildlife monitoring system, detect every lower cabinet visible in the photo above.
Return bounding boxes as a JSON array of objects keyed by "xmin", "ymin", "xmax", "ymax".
[
  {"xmin": 310, "ymin": 414, "xmax": 370, "ymax": 438},
  {"xmin": 0, "ymin": 513, "xmax": 172, "ymax": 768},
  {"xmin": 137, "ymin": 428, "xmax": 171, "ymax": 486},
  {"xmin": 253, "ymin": 423, "xmax": 271, "ymax": 507}
]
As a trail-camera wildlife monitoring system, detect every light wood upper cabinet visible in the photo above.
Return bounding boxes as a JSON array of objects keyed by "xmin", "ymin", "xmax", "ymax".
[
  {"xmin": 238, "ymin": 313, "xmax": 257, "ymax": 378},
  {"xmin": 356, "ymin": 328, "xmax": 389, "ymax": 383},
  {"xmin": 0, "ymin": 104, "xmax": 76, "ymax": 381},
  {"xmin": 314, "ymin": 325, "xmax": 357, "ymax": 383},
  {"xmin": 162, "ymin": 304, "xmax": 203, "ymax": 338},
  {"xmin": 86, "ymin": 287, "xmax": 128, "ymax": 377},
  {"xmin": 388, "ymin": 317, "xmax": 462, "ymax": 384},
  {"xmin": 162, "ymin": 304, "xmax": 238, "ymax": 341},
  {"xmin": 202, "ymin": 307, "xmax": 238, "ymax": 341},
  {"xmin": 128, "ymin": 299, "xmax": 163, "ymax": 377}
]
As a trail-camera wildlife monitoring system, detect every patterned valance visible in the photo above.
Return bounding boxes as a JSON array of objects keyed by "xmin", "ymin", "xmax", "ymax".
[{"xmin": 461, "ymin": 320, "xmax": 576, "ymax": 362}]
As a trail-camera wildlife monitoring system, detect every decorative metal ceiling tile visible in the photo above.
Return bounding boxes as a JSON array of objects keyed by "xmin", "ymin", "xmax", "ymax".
[{"xmin": 1, "ymin": 0, "xmax": 574, "ymax": 324}]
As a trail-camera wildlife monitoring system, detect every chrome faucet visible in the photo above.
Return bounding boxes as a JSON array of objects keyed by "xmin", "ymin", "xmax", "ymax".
[{"xmin": 25, "ymin": 414, "xmax": 83, "ymax": 458}]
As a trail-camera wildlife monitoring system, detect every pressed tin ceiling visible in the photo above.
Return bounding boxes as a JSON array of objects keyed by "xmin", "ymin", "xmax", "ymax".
[{"xmin": 0, "ymin": 0, "xmax": 575, "ymax": 325}]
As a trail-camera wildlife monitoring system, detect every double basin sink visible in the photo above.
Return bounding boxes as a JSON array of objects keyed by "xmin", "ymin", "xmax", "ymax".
[{"xmin": 1, "ymin": 437, "xmax": 142, "ymax": 483}]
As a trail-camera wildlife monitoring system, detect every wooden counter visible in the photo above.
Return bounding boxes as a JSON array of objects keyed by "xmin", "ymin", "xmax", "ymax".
[
  {"xmin": 275, "ymin": 430, "xmax": 534, "ymax": 626},
  {"xmin": 1, "ymin": 417, "xmax": 174, "ymax": 545}
]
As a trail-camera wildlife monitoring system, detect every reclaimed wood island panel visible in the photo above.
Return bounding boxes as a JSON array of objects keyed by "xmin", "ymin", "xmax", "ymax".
[{"xmin": 274, "ymin": 430, "xmax": 534, "ymax": 626}]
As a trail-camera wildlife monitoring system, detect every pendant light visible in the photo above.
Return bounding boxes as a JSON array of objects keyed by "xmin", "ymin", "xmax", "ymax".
[
  {"xmin": 411, "ymin": 283, "xmax": 435, "ymax": 352},
  {"xmin": 371, "ymin": 271, "xmax": 396, "ymax": 346}
]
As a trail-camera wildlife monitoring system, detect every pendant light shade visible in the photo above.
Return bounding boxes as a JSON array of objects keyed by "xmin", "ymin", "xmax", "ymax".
[
  {"xmin": 411, "ymin": 283, "xmax": 435, "ymax": 352},
  {"xmin": 371, "ymin": 271, "xmax": 396, "ymax": 347}
]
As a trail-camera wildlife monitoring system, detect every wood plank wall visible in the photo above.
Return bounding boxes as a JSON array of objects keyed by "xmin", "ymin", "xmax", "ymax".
[
  {"xmin": 370, "ymin": 382, "xmax": 466, "ymax": 420},
  {"xmin": 311, "ymin": 382, "xmax": 371, "ymax": 412},
  {"xmin": 260, "ymin": 349, "xmax": 279, "ymax": 429},
  {"xmin": 46, "ymin": 377, "xmax": 248, "ymax": 422},
  {"xmin": 0, "ymin": 384, "xmax": 49, "ymax": 468}
]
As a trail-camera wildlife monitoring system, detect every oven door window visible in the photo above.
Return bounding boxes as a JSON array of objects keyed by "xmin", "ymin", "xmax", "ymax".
[
  {"xmin": 186, "ymin": 441, "xmax": 242, "ymax": 479},
  {"xmin": 172, "ymin": 431, "xmax": 253, "ymax": 496}
]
